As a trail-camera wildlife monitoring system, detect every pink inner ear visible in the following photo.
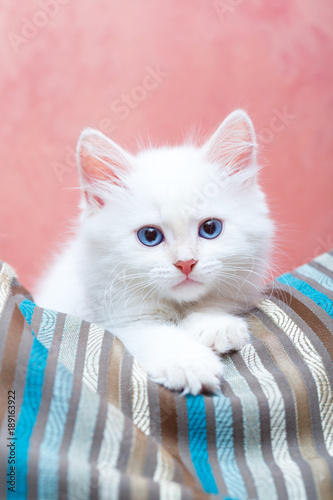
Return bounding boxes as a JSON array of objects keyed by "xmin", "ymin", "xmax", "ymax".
[
  {"xmin": 84, "ymin": 190, "xmax": 105, "ymax": 207},
  {"xmin": 79, "ymin": 132, "xmax": 130, "ymax": 208},
  {"xmin": 209, "ymin": 140, "xmax": 252, "ymax": 167},
  {"xmin": 79, "ymin": 132, "xmax": 129, "ymax": 184},
  {"xmin": 80, "ymin": 149, "xmax": 120, "ymax": 182},
  {"xmin": 208, "ymin": 119, "xmax": 254, "ymax": 173}
]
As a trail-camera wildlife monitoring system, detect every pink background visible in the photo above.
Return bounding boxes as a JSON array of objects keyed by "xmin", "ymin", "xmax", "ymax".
[{"xmin": 0, "ymin": 0, "xmax": 332, "ymax": 291}]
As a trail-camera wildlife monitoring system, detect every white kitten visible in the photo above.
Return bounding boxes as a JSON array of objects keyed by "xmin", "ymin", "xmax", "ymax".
[{"xmin": 36, "ymin": 110, "xmax": 274, "ymax": 395}]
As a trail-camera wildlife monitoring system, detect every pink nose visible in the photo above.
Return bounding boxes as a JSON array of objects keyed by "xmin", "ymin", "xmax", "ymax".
[{"xmin": 174, "ymin": 259, "xmax": 197, "ymax": 276}]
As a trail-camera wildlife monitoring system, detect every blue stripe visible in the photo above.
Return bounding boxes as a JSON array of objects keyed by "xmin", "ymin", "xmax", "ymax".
[
  {"xmin": 186, "ymin": 395, "xmax": 218, "ymax": 494},
  {"xmin": 10, "ymin": 336, "xmax": 49, "ymax": 498},
  {"xmin": 277, "ymin": 273, "xmax": 333, "ymax": 318},
  {"xmin": 19, "ymin": 299, "xmax": 36, "ymax": 325},
  {"xmin": 213, "ymin": 394, "xmax": 246, "ymax": 500}
]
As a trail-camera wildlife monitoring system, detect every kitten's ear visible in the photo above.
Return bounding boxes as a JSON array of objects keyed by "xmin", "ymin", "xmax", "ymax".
[
  {"xmin": 77, "ymin": 128, "xmax": 132, "ymax": 208},
  {"xmin": 203, "ymin": 110, "xmax": 257, "ymax": 177}
]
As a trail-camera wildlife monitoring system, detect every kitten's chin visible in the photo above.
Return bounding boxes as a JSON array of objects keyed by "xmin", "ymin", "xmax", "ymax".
[{"xmin": 166, "ymin": 279, "xmax": 209, "ymax": 303}]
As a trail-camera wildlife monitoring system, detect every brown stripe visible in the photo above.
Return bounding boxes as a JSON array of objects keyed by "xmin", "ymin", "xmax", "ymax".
[
  {"xmin": 106, "ymin": 336, "xmax": 124, "ymax": 408},
  {"xmin": 167, "ymin": 393, "xmax": 185, "ymax": 486},
  {"xmin": 250, "ymin": 311, "xmax": 332, "ymax": 500},
  {"xmin": 12, "ymin": 285, "xmax": 34, "ymax": 302},
  {"xmin": 0, "ymin": 304, "xmax": 24, "ymax": 427},
  {"xmin": 0, "ymin": 293, "xmax": 15, "ymax": 365},
  {"xmin": 58, "ymin": 320, "xmax": 90, "ymax": 500},
  {"xmin": 272, "ymin": 287, "xmax": 333, "ymax": 357},
  {"xmin": 129, "ymin": 474, "xmax": 148, "ymax": 500},
  {"xmin": 27, "ymin": 312, "xmax": 66, "ymax": 500},
  {"xmin": 30, "ymin": 305, "xmax": 43, "ymax": 339},
  {"xmin": 126, "ymin": 425, "xmax": 147, "ymax": 476},
  {"xmin": 193, "ymin": 490, "xmax": 216, "ymax": 500},
  {"xmin": 97, "ymin": 330, "xmax": 113, "ymax": 397}
]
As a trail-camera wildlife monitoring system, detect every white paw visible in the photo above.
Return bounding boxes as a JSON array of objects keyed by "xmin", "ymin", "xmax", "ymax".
[
  {"xmin": 148, "ymin": 343, "xmax": 224, "ymax": 396},
  {"xmin": 182, "ymin": 313, "xmax": 250, "ymax": 354}
]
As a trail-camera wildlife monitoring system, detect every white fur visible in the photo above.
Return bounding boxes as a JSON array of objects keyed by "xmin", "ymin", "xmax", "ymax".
[{"xmin": 35, "ymin": 110, "xmax": 274, "ymax": 395}]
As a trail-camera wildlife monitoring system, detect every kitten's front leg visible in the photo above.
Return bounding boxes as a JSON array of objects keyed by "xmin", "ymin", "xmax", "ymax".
[
  {"xmin": 181, "ymin": 311, "xmax": 250, "ymax": 354},
  {"xmin": 114, "ymin": 322, "xmax": 223, "ymax": 395}
]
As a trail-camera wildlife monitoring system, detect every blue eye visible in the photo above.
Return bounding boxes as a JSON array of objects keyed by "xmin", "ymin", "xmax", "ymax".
[
  {"xmin": 137, "ymin": 226, "xmax": 164, "ymax": 247},
  {"xmin": 199, "ymin": 219, "xmax": 223, "ymax": 239}
]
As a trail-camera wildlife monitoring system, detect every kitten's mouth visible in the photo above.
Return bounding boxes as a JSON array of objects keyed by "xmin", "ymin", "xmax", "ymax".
[{"xmin": 173, "ymin": 277, "xmax": 202, "ymax": 289}]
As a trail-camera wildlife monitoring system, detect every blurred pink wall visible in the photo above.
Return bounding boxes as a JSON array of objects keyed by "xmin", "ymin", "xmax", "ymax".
[{"xmin": 0, "ymin": 0, "xmax": 332, "ymax": 290}]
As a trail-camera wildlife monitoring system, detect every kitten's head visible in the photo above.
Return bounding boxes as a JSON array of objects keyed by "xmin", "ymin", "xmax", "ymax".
[{"xmin": 77, "ymin": 110, "xmax": 274, "ymax": 314}]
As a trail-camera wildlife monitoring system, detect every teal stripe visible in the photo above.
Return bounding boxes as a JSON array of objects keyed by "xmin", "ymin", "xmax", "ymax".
[
  {"xmin": 213, "ymin": 394, "xmax": 246, "ymax": 499},
  {"xmin": 11, "ymin": 336, "xmax": 49, "ymax": 498},
  {"xmin": 296, "ymin": 264, "xmax": 333, "ymax": 292},
  {"xmin": 186, "ymin": 395, "xmax": 218, "ymax": 494},
  {"xmin": 19, "ymin": 299, "xmax": 36, "ymax": 325},
  {"xmin": 277, "ymin": 273, "xmax": 333, "ymax": 318}
]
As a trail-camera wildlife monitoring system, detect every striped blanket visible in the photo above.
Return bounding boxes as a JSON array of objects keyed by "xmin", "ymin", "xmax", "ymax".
[{"xmin": 0, "ymin": 252, "xmax": 333, "ymax": 500}]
